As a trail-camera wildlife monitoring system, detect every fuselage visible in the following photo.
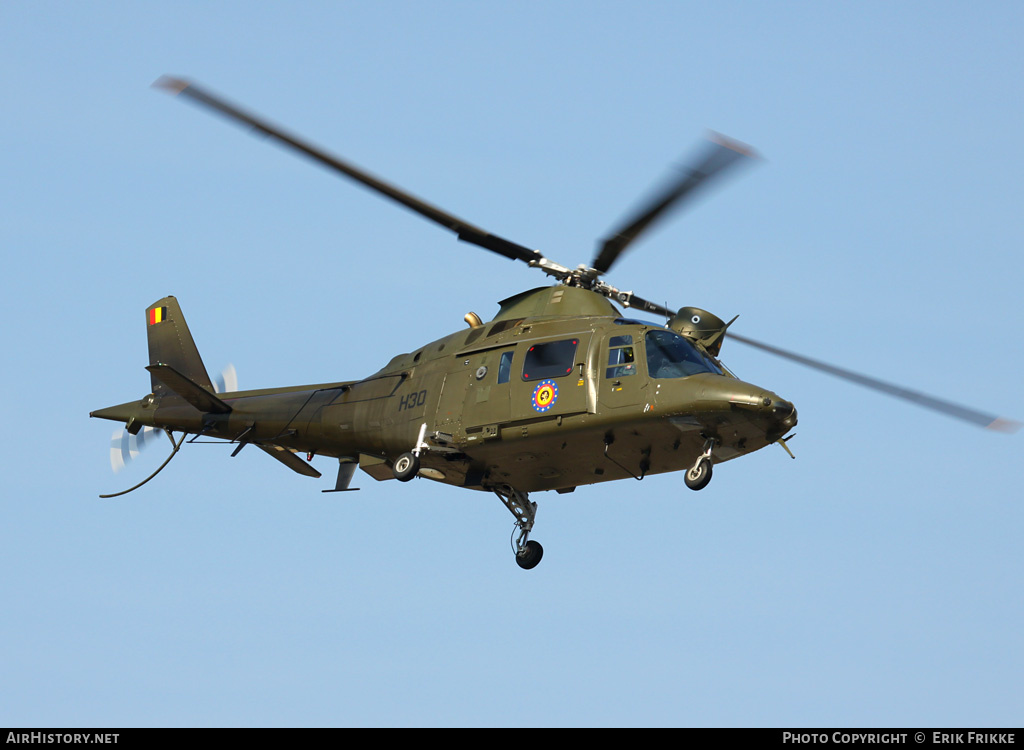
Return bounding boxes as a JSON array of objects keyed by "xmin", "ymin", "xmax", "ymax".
[{"xmin": 94, "ymin": 287, "xmax": 796, "ymax": 493}]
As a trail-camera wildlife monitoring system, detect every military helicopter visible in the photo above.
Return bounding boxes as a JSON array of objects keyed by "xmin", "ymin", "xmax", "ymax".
[{"xmin": 91, "ymin": 77, "xmax": 1019, "ymax": 570}]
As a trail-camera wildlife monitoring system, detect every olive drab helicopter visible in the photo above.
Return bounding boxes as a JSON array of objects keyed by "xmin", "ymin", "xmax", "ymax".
[{"xmin": 91, "ymin": 77, "xmax": 1020, "ymax": 570}]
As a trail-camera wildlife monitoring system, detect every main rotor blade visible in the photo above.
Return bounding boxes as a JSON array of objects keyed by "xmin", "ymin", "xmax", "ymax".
[
  {"xmin": 154, "ymin": 76, "xmax": 544, "ymax": 265},
  {"xmin": 593, "ymin": 134, "xmax": 756, "ymax": 274},
  {"xmin": 727, "ymin": 332, "xmax": 1021, "ymax": 433},
  {"xmin": 610, "ymin": 290, "xmax": 674, "ymax": 318}
]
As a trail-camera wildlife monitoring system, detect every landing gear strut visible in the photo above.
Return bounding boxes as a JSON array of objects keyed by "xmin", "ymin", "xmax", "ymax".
[
  {"xmin": 393, "ymin": 423, "xmax": 429, "ymax": 482},
  {"xmin": 494, "ymin": 484, "xmax": 544, "ymax": 570},
  {"xmin": 685, "ymin": 437, "xmax": 715, "ymax": 491}
]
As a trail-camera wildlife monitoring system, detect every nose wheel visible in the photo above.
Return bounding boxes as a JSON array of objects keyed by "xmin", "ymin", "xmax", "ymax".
[
  {"xmin": 685, "ymin": 437, "xmax": 715, "ymax": 491},
  {"xmin": 515, "ymin": 539, "xmax": 544, "ymax": 570},
  {"xmin": 495, "ymin": 485, "xmax": 544, "ymax": 570},
  {"xmin": 684, "ymin": 458, "xmax": 712, "ymax": 490}
]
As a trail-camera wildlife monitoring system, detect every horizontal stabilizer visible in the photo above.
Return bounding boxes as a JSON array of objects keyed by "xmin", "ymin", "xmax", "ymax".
[
  {"xmin": 146, "ymin": 364, "xmax": 232, "ymax": 414},
  {"xmin": 257, "ymin": 444, "xmax": 322, "ymax": 478}
]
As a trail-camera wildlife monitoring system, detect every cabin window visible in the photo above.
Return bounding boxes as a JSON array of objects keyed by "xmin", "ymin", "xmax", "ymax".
[
  {"xmin": 645, "ymin": 330, "xmax": 723, "ymax": 379},
  {"xmin": 497, "ymin": 350, "xmax": 514, "ymax": 384},
  {"xmin": 522, "ymin": 339, "xmax": 578, "ymax": 381},
  {"xmin": 606, "ymin": 335, "xmax": 636, "ymax": 378}
]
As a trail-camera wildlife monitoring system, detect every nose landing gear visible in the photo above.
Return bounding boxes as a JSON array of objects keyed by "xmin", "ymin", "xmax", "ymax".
[
  {"xmin": 494, "ymin": 484, "xmax": 544, "ymax": 570},
  {"xmin": 684, "ymin": 437, "xmax": 715, "ymax": 491},
  {"xmin": 516, "ymin": 539, "xmax": 544, "ymax": 570}
]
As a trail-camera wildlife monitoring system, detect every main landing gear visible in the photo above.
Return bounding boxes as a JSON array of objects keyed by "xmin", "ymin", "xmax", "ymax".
[
  {"xmin": 685, "ymin": 437, "xmax": 715, "ymax": 491},
  {"xmin": 393, "ymin": 452, "xmax": 419, "ymax": 482},
  {"xmin": 393, "ymin": 423, "xmax": 430, "ymax": 482},
  {"xmin": 494, "ymin": 484, "xmax": 544, "ymax": 570}
]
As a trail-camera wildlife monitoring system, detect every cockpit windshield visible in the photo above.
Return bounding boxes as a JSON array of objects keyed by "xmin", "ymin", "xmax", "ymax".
[{"xmin": 645, "ymin": 329, "xmax": 723, "ymax": 379}]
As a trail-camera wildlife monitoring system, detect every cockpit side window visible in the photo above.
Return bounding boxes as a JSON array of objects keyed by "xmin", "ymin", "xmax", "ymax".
[
  {"xmin": 606, "ymin": 334, "xmax": 636, "ymax": 378},
  {"xmin": 645, "ymin": 329, "xmax": 723, "ymax": 379}
]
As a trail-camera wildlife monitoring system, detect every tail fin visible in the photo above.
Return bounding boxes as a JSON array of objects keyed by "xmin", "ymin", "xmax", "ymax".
[{"xmin": 146, "ymin": 296, "xmax": 214, "ymax": 395}]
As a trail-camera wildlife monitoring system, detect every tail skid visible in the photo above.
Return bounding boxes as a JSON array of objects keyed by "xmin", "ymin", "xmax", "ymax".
[{"xmin": 100, "ymin": 429, "xmax": 185, "ymax": 498}]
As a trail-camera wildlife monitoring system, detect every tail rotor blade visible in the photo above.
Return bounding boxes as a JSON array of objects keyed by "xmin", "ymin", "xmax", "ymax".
[
  {"xmin": 126, "ymin": 431, "xmax": 142, "ymax": 462},
  {"xmin": 213, "ymin": 363, "xmax": 238, "ymax": 394},
  {"xmin": 110, "ymin": 430, "xmax": 127, "ymax": 473},
  {"xmin": 136, "ymin": 425, "xmax": 160, "ymax": 449},
  {"xmin": 109, "ymin": 426, "xmax": 164, "ymax": 473}
]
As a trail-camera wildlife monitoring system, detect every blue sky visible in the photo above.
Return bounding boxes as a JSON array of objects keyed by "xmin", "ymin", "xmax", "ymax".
[{"xmin": 2, "ymin": 1, "xmax": 1022, "ymax": 727}]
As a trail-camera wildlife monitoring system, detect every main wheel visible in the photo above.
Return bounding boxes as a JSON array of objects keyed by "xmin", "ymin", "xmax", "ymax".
[
  {"xmin": 393, "ymin": 452, "xmax": 420, "ymax": 482},
  {"xmin": 684, "ymin": 457, "xmax": 712, "ymax": 491},
  {"xmin": 515, "ymin": 540, "xmax": 544, "ymax": 570}
]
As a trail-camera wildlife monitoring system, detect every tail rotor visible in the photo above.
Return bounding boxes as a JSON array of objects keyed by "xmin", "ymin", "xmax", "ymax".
[{"xmin": 109, "ymin": 425, "xmax": 164, "ymax": 473}]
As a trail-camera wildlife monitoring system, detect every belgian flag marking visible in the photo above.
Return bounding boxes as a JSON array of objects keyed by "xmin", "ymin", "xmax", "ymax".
[{"xmin": 148, "ymin": 306, "xmax": 168, "ymax": 326}]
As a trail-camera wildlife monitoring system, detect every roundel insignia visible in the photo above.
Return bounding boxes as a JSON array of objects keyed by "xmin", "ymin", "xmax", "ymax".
[{"xmin": 531, "ymin": 379, "xmax": 559, "ymax": 412}]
